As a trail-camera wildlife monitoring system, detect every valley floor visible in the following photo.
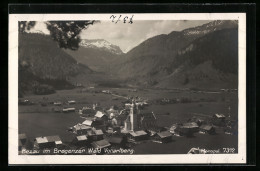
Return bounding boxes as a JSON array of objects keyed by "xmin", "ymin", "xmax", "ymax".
[{"xmin": 18, "ymin": 87, "xmax": 238, "ymax": 154}]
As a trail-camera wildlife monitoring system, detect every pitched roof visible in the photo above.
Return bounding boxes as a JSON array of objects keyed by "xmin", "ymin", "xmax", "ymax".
[
  {"xmin": 157, "ymin": 131, "xmax": 172, "ymax": 138},
  {"xmin": 74, "ymin": 124, "xmax": 92, "ymax": 130},
  {"xmin": 55, "ymin": 141, "xmax": 63, "ymax": 145},
  {"xmin": 19, "ymin": 133, "xmax": 27, "ymax": 140},
  {"xmin": 76, "ymin": 135, "xmax": 88, "ymax": 141},
  {"xmin": 81, "ymin": 124, "xmax": 92, "ymax": 130},
  {"xmin": 200, "ymin": 125, "xmax": 213, "ymax": 131},
  {"xmin": 35, "ymin": 137, "xmax": 48, "ymax": 144},
  {"xmin": 108, "ymin": 136, "xmax": 123, "ymax": 144},
  {"xmin": 94, "ymin": 129, "xmax": 104, "ymax": 135},
  {"xmin": 182, "ymin": 122, "xmax": 199, "ymax": 128},
  {"xmin": 214, "ymin": 114, "xmax": 225, "ymax": 118},
  {"xmin": 91, "ymin": 139, "xmax": 111, "ymax": 148},
  {"xmin": 95, "ymin": 111, "xmax": 105, "ymax": 118},
  {"xmin": 82, "ymin": 120, "xmax": 93, "ymax": 126},
  {"xmin": 87, "ymin": 130, "xmax": 94, "ymax": 136},
  {"xmin": 46, "ymin": 135, "xmax": 61, "ymax": 142},
  {"xmin": 130, "ymin": 130, "xmax": 147, "ymax": 137},
  {"xmin": 68, "ymin": 100, "xmax": 76, "ymax": 103},
  {"xmin": 63, "ymin": 108, "xmax": 75, "ymax": 112}
]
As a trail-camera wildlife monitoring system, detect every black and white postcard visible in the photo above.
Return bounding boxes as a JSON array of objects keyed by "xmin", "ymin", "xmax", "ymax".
[{"xmin": 9, "ymin": 13, "xmax": 246, "ymax": 164}]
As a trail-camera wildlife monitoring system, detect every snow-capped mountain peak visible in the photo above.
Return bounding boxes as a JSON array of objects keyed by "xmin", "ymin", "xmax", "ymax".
[
  {"xmin": 80, "ymin": 39, "xmax": 123, "ymax": 55},
  {"xmin": 183, "ymin": 20, "xmax": 238, "ymax": 36}
]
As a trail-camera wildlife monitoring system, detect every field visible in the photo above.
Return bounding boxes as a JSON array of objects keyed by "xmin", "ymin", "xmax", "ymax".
[{"xmin": 19, "ymin": 87, "xmax": 238, "ymax": 154}]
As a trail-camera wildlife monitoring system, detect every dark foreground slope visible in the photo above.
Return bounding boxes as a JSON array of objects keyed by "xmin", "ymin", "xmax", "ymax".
[{"xmin": 18, "ymin": 33, "xmax": 93, "ymax": 95}]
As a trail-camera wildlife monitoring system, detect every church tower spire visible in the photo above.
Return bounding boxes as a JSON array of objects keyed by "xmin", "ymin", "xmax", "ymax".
[{"xmin": 130, "ymin": 99, "xmax": 139, "ymax": 131}]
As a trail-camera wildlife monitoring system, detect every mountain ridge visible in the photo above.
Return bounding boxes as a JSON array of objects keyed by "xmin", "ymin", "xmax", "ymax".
[
  {"xmin": 112, "ymin": 20, "xmax": 238, "ymax": 89},
  {"xmin": 80, "ymin": 39, "xmax": 124, "ymax": 55}
]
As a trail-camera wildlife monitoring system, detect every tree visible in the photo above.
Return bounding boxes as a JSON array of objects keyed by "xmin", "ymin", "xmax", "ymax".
[
  {"xmin": 19, "ymin": 21, "xmax": 36, "ymax": 33},
  {"xmin": 18, "ymin": 20, "xmax": 97, "ymax": 50}
]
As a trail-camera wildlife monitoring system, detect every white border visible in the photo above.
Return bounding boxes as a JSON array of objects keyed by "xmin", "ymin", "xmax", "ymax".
[{"xmin": 9, "ymin": 13, "xmax": 246, "ymax": 164}]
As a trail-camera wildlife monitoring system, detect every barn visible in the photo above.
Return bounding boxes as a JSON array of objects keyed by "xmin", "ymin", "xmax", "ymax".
[
  {"xmin": 129, "ymin": 130, "xmax": 148, "ymax": 141},
  {"xmin": 93, "ymin": 129, "xmax": 104, "ymax": 141},
  {"xmin": 95, "ymin": 111, "xmax": 108, "ymax": 125},
  {"xmin": 91, "ymin": 139, "xmax": 111, "ymax": 154},
  {"xmin": 175, "ymin": 122, "xmax": 199, "ymax": 136},
  {"xmin": 199, "ymin": 125, "xmax": 216, "ymax": 134},
  {"xmin": 34, "ymin": 135, "xmax": 62, "ymax": 149},
  {"xmin": 154, "ymin": 131, "xmax": 172, "ymax": 143},
  {"xmin": 72, "ymin": 135, "xmax": 89, "ymax": 147},
  {"xmin": 73, "ymin": 124, "xmax": 92, "ymax": 135}
]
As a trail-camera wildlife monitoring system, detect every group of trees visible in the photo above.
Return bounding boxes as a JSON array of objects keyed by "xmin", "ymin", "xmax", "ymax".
[{"xmin": 19, "ymin": 20, "xmax": 97, "ymax": 50}]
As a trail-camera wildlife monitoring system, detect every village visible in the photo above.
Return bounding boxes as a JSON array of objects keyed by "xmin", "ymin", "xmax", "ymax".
[{"xmin": 18, "ymin": 87, "xmax": 238, "ymax": 155}]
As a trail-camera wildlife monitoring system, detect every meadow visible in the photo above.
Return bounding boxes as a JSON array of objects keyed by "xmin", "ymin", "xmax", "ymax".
[{"xmin": 19, "ymin": 87, "xmax": 238, "ymax": 154}]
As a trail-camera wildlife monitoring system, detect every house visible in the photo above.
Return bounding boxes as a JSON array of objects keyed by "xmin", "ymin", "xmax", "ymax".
[
  {"xmin": 63, "ymin": 108, "xmax": 76, "ymax": 113},
  {"xmin": 129, "ymin": 130, "xmax": 148, "ymax": 141},
  {"xmin": 82, "ymin": 120, "xmax": 94, "ymax": 127},
  {"xmin": 212, "ymin": 114, "xmax": 226, "ymax": 126},
  {"xmin": 68, "ymin": 100, "xmax": 76, "ymax": 105},
  {"xmin": 187, "ymin": 117, "xmax": 205, "ymax": 126},
  {"xmin": 175, "ymin": 122, "xmax": 199, "ymax": 136},
  {"xmin": 95, "ymin": 124, "xmax": 107, "ymax": 133},
  {"xmin": 93, "ymin": 129, "xmax": 104, "ymax": 141},
  {"xmin": 91, "ymin": 139, "xmax": 111, "ymax": 154},
  {"xmin": 46, "ymin": 136, "xmax": 63, "ymax": 148},
  {"xmin": 72, "ymin": 135, "xmax": 89, "ymax": 147},
  {"xmin": 138, "ymin": 112, "xmax": 158, "ymax": 131},
  {"xmin": 101, "ymin": 90, "xmax": 111, "ymax": 94},
  {"xmin": 95, "ymin": 111, "xmax": 106, "ymax": 118},
  {"xmin": 91, "ymin": 139, "xmax": 111, "ymax": 149},
  {"xmin": 86, "ymin": 130, "xmax": 95, "ymax": 141},
  {"xmin": 213, "ymin": 114, "xmax": 226, "ymax": 120},
  {"xmin": 34, "ymin": 135, "xmax": 62, "ymax": 149},
  {"xmin": 73, "ymin": 124, "xmax": 92, "ymax": 135},
  {"xmin": 154, "ymin": 131, "xmax": 172, "ymax": 143},
  {"xmin": 54, "ymin": 102, "xmax": 62, "ymax": 106},
  {"xmin": 95, "ymin": 111, "xmax": 108, "ymax": 125},
  {"xmin": 35, "ymin": 136, "xmax": 50, "ymax": 149},
  {"xmin": 199, "ymin": 125, "xmax": 216, "ymax": 134},
  {"xmin": 108, "ymin": 135, "xmax": 126, "ymax": 148}
]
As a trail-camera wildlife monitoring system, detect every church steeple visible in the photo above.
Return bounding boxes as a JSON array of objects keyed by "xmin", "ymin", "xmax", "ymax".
[{"xmin": 130, "ymin": 99, "xmax": 139, "ymax": 131}]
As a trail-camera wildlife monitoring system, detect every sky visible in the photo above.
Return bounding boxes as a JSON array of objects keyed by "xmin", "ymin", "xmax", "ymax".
[{"xmin": 30, "ymin": 20, "xmax": 212, "ymax": 53}]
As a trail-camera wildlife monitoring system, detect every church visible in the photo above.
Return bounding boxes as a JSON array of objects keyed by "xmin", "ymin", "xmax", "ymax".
[{"xmin": 123, "ymin": 100, "xmax": 158, "ymax": 132}]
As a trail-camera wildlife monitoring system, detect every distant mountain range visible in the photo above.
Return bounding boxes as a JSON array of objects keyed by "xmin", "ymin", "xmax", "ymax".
[
  {"xmin": 80, "ymin": 39, "xmax": 123, "ymax": 55},
  {"xmin": 64, "ymin": 39, "xmax": 123, "ymax": 72},
  {"xmin": 112, "ymin": 20, "xmax": 238, "ymax": 89},
  {"xmin": 19, "ymin": 20, "xmax": 239, "ymax": 93}
]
